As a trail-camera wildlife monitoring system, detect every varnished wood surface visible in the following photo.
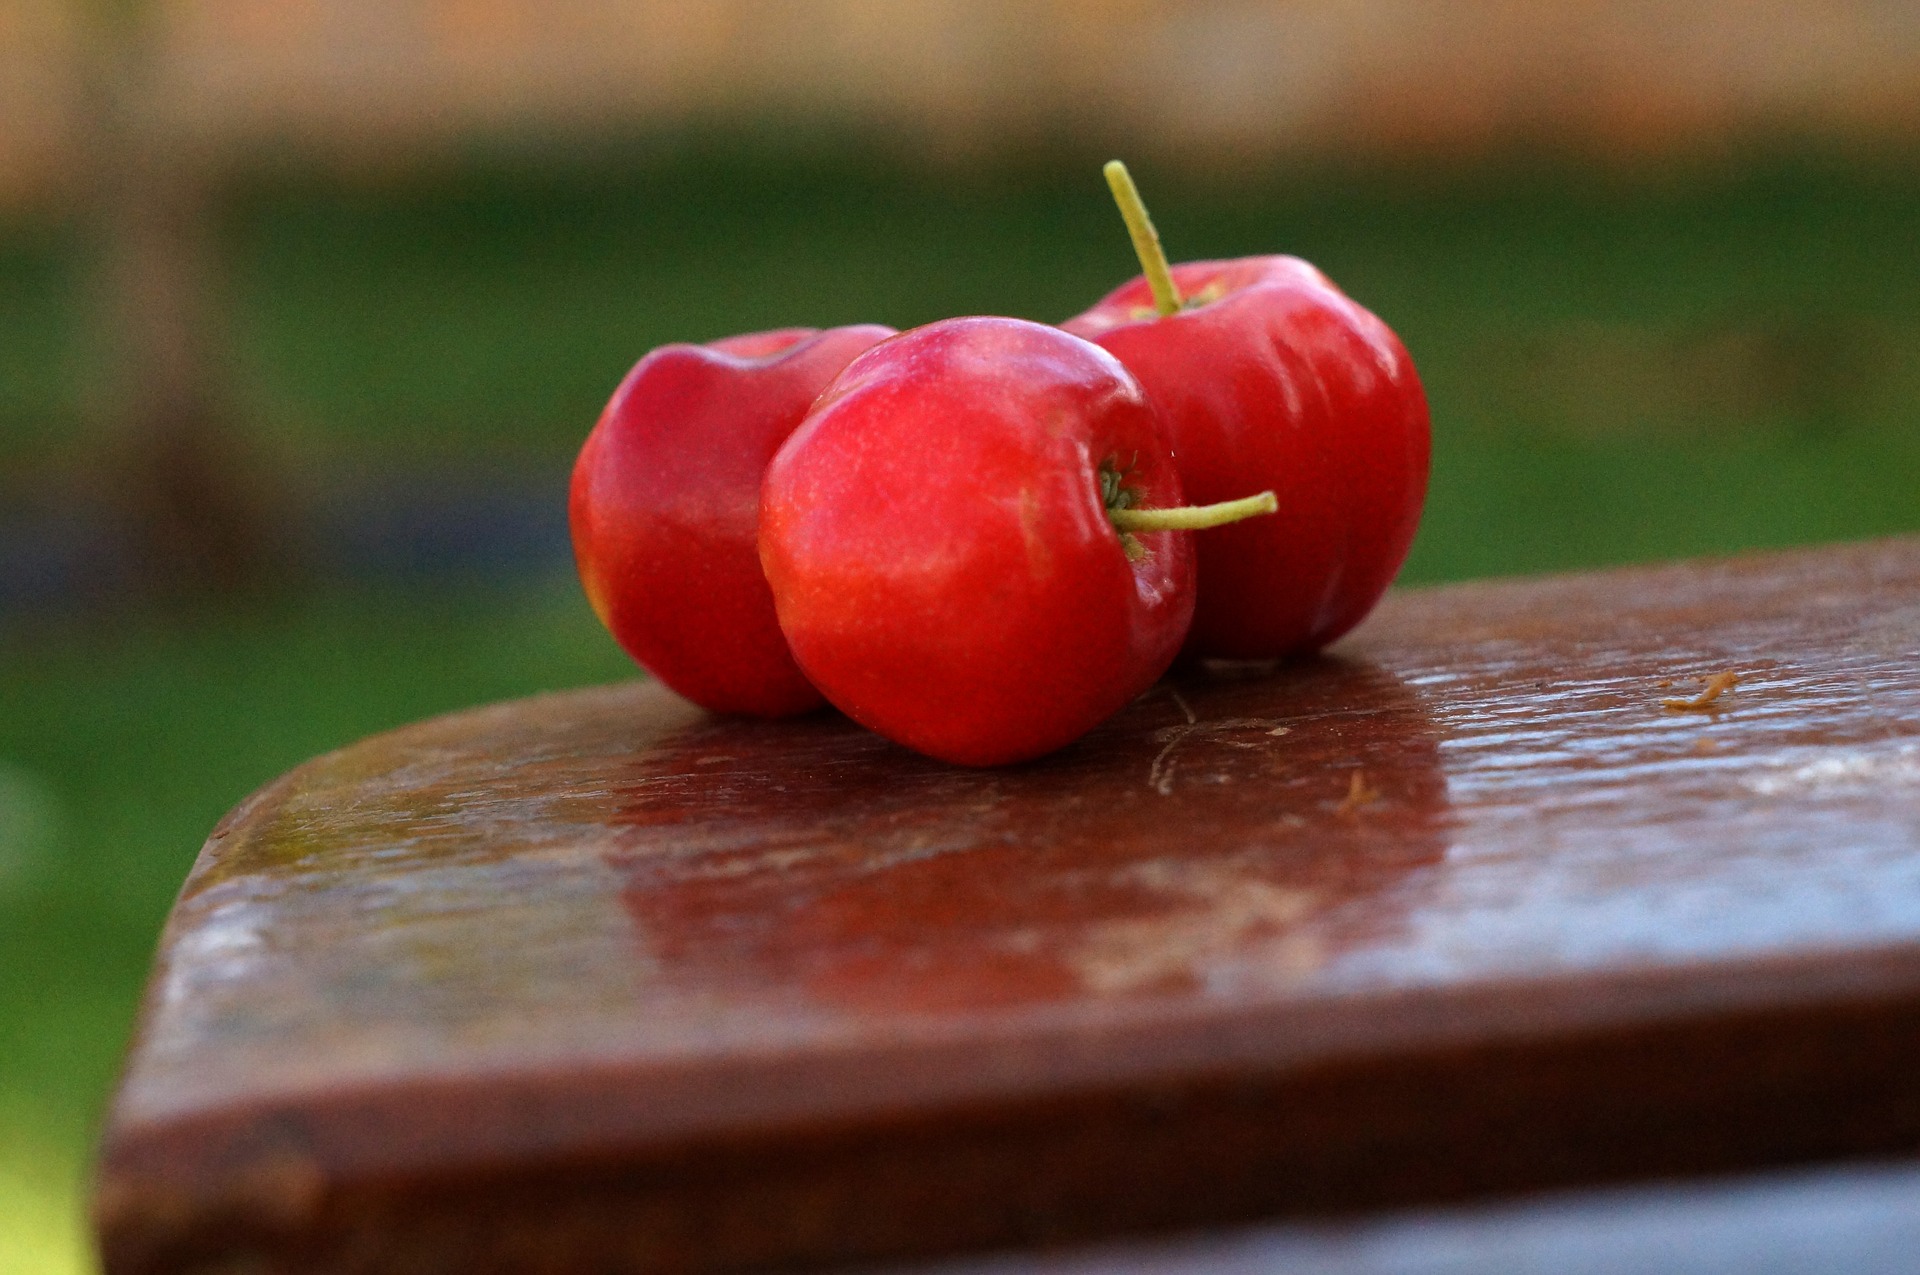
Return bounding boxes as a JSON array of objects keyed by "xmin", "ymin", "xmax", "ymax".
[{"xmin": 95, "ymin": 537, "xmax": 1920, "ymax": 1273}]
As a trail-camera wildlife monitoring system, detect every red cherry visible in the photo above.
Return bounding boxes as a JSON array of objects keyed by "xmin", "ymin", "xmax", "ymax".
[
  {"xmin": 570, "ymin": 323, "xmax": 895, "ymax": 716},
  {"xmin": 759, "ymin": 317, "xmax": 1201, "ymax": 767},
  {"xmin": 1064, "ymin": 163, "xmax": 1431, "ymax": 660}
]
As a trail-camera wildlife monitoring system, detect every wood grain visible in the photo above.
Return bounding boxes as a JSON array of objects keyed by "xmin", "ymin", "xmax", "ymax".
[{"xmin": 94, "ymin": 537, "xmax": 1920, "ymax": 1274}]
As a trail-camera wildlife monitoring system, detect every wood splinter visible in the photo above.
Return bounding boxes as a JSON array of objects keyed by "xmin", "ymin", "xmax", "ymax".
[
  {"xmin": 1336, "ymin": 769, "xmax": 1380, "ymax": 815},
  {"xmin": 1663, "ymin": 670, "xmax": 1740, "ymax": 713}
]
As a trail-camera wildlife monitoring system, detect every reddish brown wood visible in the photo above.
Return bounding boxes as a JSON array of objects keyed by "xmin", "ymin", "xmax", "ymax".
[{"xmin": 94, "ymin": 538, "xmax": 1920, "ymax": 1274}]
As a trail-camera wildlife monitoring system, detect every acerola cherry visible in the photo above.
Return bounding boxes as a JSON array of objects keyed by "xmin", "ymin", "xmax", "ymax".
[
  {"xmin": 759, "ymin": 316, "xmax": 1275, "ymax": 767},
  {"xmin": 571, "ymin": 324, "xmax": 895, "ymax": 716},
  {"xmin": 1064, "ymin": 162, "xmax": 1430, "ymax": 660}
]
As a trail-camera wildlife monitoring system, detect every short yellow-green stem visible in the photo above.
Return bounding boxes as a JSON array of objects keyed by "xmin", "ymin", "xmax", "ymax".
[
  {"xmin": 1110, "ymin": 490, "xmax": 1278, "ymax": 533},
  {"xmin": 1102, "ymin": 160, "xmax": 1182, "ymax": 317}
]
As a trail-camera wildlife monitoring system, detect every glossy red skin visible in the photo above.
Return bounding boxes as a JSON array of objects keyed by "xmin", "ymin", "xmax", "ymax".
[
  {"xmin": 760, "ymin": 317, "xmax": 1195, "ymax": 767},
  {"xmin": 1064, "ymin": 256, "xmax": 1429, "ymax": 659},
  {"xmin": 570, "ymin": 324, "xmax": 895, "ymax": 716}
]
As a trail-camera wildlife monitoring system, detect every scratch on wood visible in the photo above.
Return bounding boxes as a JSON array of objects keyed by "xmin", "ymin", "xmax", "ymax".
[
  {"xmin": 1149, "ymin": 730, "xmax": 1191, "ymax": 796},
  {"xmin": 1149, "ymin": 715, "xmax": 1295, "ymax": 796},
  {"xmin": 1145, "ymin": 689, "xmax": 1200, "ymax": 795}
]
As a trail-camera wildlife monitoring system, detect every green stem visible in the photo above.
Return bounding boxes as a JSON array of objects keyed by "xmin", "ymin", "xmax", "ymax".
[
  {"xmin": 1103, "ymin": 160, "xmax": 1182, "ymax": 317},
  {"xmin": 1111, "ymin": 490, "xmax": 1277, "ymax": 533}
]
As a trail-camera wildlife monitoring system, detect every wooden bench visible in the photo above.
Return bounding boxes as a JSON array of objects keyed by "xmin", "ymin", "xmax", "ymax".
[{"xmin": 93, "ymin": 537, "xmax": 1920, "ymax": 1273}]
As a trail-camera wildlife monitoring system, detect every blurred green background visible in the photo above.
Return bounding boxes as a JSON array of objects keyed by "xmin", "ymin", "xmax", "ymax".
[{"xmin": 4, "ymin": 68, "xmax": 1920, "ymax": 1275}]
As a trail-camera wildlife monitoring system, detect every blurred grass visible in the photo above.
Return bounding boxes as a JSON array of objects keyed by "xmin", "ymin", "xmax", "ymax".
[{"xmin": 1, "ymin": 142, "xmax": 1918, "ymax": 1271}]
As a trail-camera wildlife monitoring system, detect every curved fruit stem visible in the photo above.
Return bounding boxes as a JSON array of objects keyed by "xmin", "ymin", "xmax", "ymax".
[
  {"xmin": 1103, "ymin": 160, "xmax": 1182, "ymax": 317},
  {"xmin": 1111, "ymin": 490, "xmax": 1278, "ymax": 532}
]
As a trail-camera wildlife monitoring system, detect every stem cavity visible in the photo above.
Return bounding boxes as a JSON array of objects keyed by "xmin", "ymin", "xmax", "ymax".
[{"xmin": 1103, "ymin": 160, "xmax": 1182, "ymax": 317}]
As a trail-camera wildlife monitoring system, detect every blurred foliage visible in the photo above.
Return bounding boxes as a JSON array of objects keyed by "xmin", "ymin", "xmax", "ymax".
[
  {"xmin": 0, "ymin": 221, "xmax": 88, "ymax": 460},
  {"xmin": 227, "ymin": 146, "xmax": 1920, "ymax": 466},
  {"xmin": 1, "ymin": 140, "xmax": 1918, "ymax": 1271},
  {"xmin": 0, "ymin": 582, "xmax": 634, "ymax": 1274},
  {"xmin": 5, "ymin": 139, "xmax": 1919, "ymax": 571},
  {"xmin": 2, "ymin": 143, "xmax": 1917, "ymax": 438}
]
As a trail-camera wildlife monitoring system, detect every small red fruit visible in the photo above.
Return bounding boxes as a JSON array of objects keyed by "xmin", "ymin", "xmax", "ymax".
[
  {"xmin": 761, "ymin": 316, "xmax": 1272, "ymax": 767},
  {"xmin": 571, "ymin": 323, "xmax": 895, "ymax": 716},
  {"xmin": 1064, "ymin": 162, "xmax": 1430, "ymax": 660}
]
